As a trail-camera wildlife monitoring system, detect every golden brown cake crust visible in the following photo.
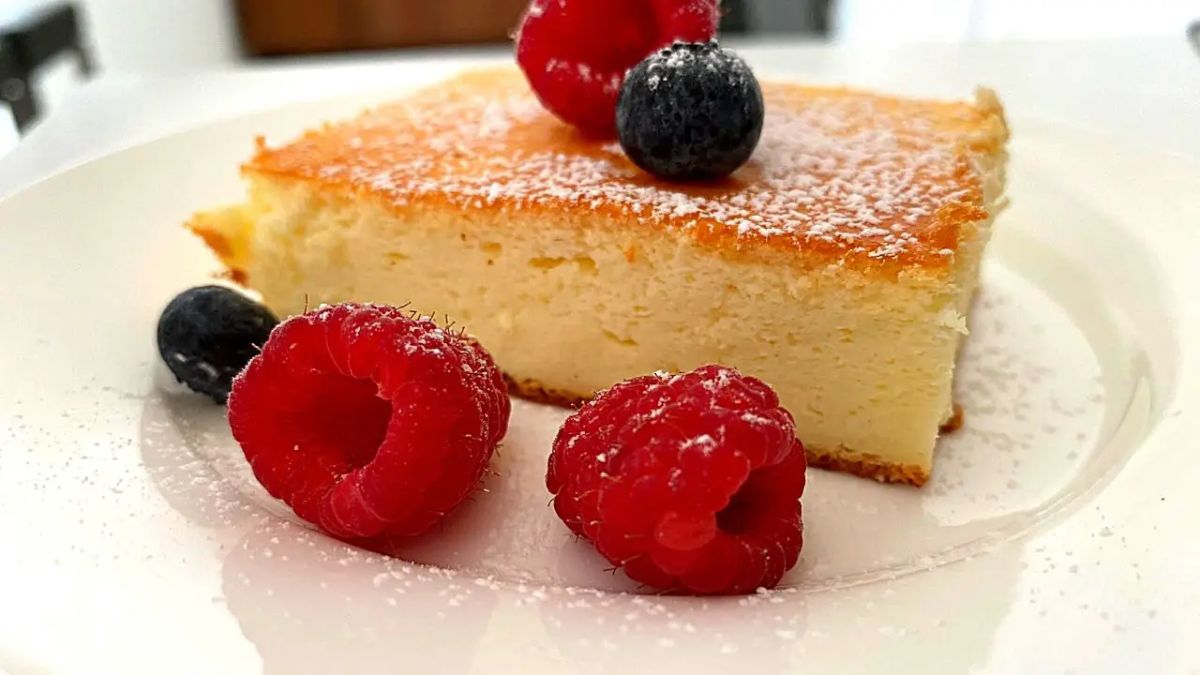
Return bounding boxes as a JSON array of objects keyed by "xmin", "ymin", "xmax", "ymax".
[
  {"xmin": 940, "ymin": 404, "xmax": 965, "ymax": 433},
  {"xmin": 243, "ymin": 68, "xmax": 1008, "ymax": 277},
  {"xmin": 806, "ymin": 446, "xmax": 931, "ymax": 487},
  {"xmin": 502, "ymin": 373, "xmax": 589, "ymax": 408}
]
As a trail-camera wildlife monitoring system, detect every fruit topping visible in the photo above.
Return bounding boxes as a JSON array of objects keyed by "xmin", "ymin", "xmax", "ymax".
[
  {"xmin": 617, "ymin": 41, "xmax": 764, "ymax": 180},
  {"xmin": 546, "ymin": 365, "xmax": 806, "ymax": 594},
  {"xmin": 156, "ymin": 285, "xmax": 278, "ymax": 404},
  {"xmin": 515, "ymin": 0, "xmax": 720, "ymax": 137},
  {"xmin": 227, "ymin": 303, "xmax": 510, "ymax": 540}
]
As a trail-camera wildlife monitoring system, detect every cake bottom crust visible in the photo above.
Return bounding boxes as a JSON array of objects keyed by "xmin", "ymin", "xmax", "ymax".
[
  {"xmin": 503, "ymin": 372, "xmax": 940, "ymax": 487},
  {"xmin": 805, "ymin": 447, "xmax": 930, "ymax": 487},
  {"xmin": 503, "ymin": 374, "xmax": 589, "ymax": 409}
]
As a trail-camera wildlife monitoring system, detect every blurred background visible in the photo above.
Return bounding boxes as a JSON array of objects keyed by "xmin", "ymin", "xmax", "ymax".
[{"xmin": 1, "ymin": 0, "xmax": 1196, "ymax": 154}]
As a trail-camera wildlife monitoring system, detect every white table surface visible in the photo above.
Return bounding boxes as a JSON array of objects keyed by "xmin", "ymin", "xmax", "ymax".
[{"xmin": 1, "ymin": 37, "xmax": 1198, "ymax": 200}]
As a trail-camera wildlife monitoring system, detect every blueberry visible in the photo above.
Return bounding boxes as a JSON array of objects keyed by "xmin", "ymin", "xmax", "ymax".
[
  {"xmin": 156, "ymin": 286, "xmax": 278, "ymax": 404},
  {"xmin": 616, "ymin": 42, "xmax": 764, "ymax": 181}
]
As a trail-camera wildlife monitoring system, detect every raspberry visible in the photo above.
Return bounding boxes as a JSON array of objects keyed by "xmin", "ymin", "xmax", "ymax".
[
  {"xmin": 547, "ymin": 365, "xmax": 806, "ymax": 594},
  {"xmin": 228, "ymin": 303, "xmax": 510, "ymax": 540},
  {"xmin": 515, "ymin": 0, "xmax": 720, "ymax": 137}
]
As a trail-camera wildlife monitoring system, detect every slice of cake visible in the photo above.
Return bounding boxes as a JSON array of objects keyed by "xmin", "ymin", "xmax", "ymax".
[{"xmin": 190, "ymin": 68, "xmax": 1008, "ymax": 486}]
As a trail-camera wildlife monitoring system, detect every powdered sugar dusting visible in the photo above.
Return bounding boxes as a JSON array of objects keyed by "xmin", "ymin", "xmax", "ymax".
[{"xmin": 252, "ymin": 70, "xmax": 1000, "ymax": 267}]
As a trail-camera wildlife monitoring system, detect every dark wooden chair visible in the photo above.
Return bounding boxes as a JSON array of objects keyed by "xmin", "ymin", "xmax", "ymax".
[{"xmin": 0, "ymin": 3, "xmax": 92, "ymax": 133}]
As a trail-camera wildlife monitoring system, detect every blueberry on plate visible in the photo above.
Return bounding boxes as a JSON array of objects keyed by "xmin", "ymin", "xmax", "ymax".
[
  {"xmin": 616, "ymin": 41, "xmax": 765, "ymax": 181},
  {"xmin": 156, "ymin": 285, "xmax": 278, "ymax": 404}
]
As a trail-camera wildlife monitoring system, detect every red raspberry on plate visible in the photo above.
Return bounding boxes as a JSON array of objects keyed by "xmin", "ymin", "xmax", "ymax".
[
  {"xmin": 228, "ymin": 303, "xmax": 510, "ymax": 540},
  {"xmin": 547, "ymin": 365, "xmax": 806, "ymax": 594},
  {"xmin": 515, "ymin": 0, "xmax": 720, "ymax": 137}
]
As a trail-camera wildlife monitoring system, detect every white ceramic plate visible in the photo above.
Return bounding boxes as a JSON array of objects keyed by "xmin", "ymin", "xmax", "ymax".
[{"xmin": 0, "ymin": 82, "xmax": 1197, "ymax": 674}]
